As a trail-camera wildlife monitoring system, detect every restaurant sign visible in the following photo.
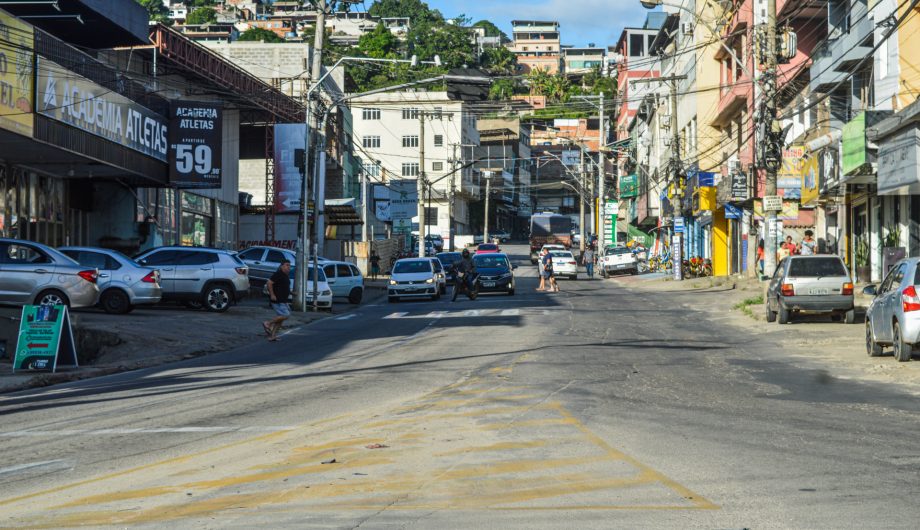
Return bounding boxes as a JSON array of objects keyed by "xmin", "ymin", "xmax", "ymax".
[{"xmin": 37, "ymin": 57, "xmax": 168, "ymax": 161}]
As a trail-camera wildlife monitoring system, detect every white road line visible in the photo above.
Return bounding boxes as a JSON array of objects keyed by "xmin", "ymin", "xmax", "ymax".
[
  {"xmin": 383, "ymin": 312, "xmax": 408, "ymax": 319},
  {"xmin": 335, "ymin": 314, "xmax": 357, "ymax": 320},
  {"xmin": 0, "ymin": 426, "xmax": 296, "ymax": 437},
  {"xmin": 463, "ymin": 310, "xmax": 482, "ymax": 317},
  {"xmin": 500, "ymin": 309, "xmax": 520, "ymax": 316},
  {"xmin": 425, "ymin": 311, "xmax": 446, "ymax": 319},
  {"xmin": 0, "ymin": 460, "xmax": 68, "ymax": 476}
]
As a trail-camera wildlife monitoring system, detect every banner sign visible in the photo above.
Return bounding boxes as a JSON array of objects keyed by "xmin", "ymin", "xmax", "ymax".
[
  {"xmin": 724, "ymin": 203, "xmax": 742, "ymax": 219},
  {"xmin": 37, "ymin": 57, "xmax": 168, "ymax": 161},
  {"xmin": 673, "ymin": 216, "xmax": 685, "ymax": 233},
  {"xmin": 169, "ymin": 102, "xmax": 222, "ymax": 189},
  {"xmin": 730, "ymin": 170, "xmax": 748, "ymax": 200},
  {"xmin": 389, "ymin": 179, "xmax": 418, "ymax": 224},
  {"xmin": 778, "ymin": 145, "xmax": 805, "ymax": 194},
  {"xmin": 619, "ymin": 174, "xmax": 638, "ymax": 198},
  {"xmin": 801, "ymin": 153, "xmax": 820, "ymax": 205},
  {"xmin": 672, "ymin": 234, "xmax": 683, "ymax": 281},
  {"xmin": 273, "ymin": 123, "xmax": 306, "ymax": 213},
  {"xmin": 13, "ymin": 305, "xmax": 78, "ymax": 372},
  {"xmin": 0, "ymin": 10, "xmax": 33, "ymax": 137}
]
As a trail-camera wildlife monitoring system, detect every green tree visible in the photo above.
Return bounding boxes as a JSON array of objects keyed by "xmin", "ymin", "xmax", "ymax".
[
  {"xmin": 136, "ymin": 0, "xmax": 169, "ymax": 24},
  {"xmin": 526, "ymin": 69, "xmax": 572, "ymax": 103},
  {"xmin": 472, "ymin": 20, "xmax": 507, "ymax": 41},
  {"xmin": 185, "ymin": 7, "xmax": 217, "ymax": 25},
  {"xmin": 368, "ymin": 0, "xmax": 443, "ymax": 25},
  {"xmin": 187, "ymin": 0, "xmax": 217, "ymax": 6},
  {"xmin": 357, "ymin": 22, "xmax": 400, "ymax": 58},
  {"xmin": 238, "ymin": 27, "xmax": 284, "ymax": 43},
  {"xmin": 408, "ymin": 20, "xmax": 476, "ymax": 69},
  {"xmin": 488, "ymin": 78, "xmax": 517, "ymax": 100},
  {"xmin": 481, "ymin": 46, "xmax": 516, "ymax": 74}
]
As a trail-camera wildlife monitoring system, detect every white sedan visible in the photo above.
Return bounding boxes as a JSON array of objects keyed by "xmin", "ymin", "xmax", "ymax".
[
  {"xmin": 550, "ymin": 250, "xmax": 579, "ymax": 280},
  {"xmin": 388, "ymin": 258, "xmax": 441, "ymax": 302}
]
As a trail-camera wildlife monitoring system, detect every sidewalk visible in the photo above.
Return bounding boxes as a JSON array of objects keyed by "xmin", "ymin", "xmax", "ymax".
[
  {"xmin": 610, "ymin": 273, "xmax": 920, "ymax": 390},
  {"xmin": 0, "ymin": 285, "xmax": 387, "ymax": 394}
]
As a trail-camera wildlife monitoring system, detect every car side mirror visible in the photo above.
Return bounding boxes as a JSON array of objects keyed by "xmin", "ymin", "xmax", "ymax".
[
  {"xmin": 512, "ymin": 264, "xmax": 518, "ymax": 270},
  {"xmin": 862, "ymin": 285, "xmax": 877, "ymax": 296}
]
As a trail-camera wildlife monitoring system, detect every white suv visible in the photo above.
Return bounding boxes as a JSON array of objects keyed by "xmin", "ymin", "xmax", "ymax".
[{"xmin": 135, "ymin": 247, "xmax": 250, "ymax": 312}]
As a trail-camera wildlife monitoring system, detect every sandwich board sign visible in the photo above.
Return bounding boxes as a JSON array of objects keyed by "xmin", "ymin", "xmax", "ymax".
[{"xmin": 13, "ymin": 304, "xmax": 78, "ymax": 372}]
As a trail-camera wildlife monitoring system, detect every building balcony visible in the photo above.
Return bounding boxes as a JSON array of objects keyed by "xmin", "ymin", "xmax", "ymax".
[
  {"xmin": 712, "ymin": 78, "xmax": 753, "ymax": 127},
  {"xmin": 810, "ymin": 14, "xmax": 873, "ymax": 93}
]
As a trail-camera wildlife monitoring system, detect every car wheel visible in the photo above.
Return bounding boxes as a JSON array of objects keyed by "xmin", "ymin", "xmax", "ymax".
[
  {"xmin": 348, "ymin": 287, "xmax": 363, "ymax": 304},
  {"xmin": 844, "ymin": 309, "xmax": 856, "ymax": 324},
  {"xmin": 100, "ymin": 289, "xmax": 131, "ymax": 314},
  {"xmin": 203, "ymin": 284, "xmax": 232, "ymax": 312},
  {"xmin": 866, "ymin": 322, "xmax": 883, "ymax": 357},
  {"xmin": 765, "ymin": 302, "xmax": 777, "ymax": 323},
  {"xmin": 893, "ymin": 322, "xmax": 912, "ymax": 362},
  {"xmin": 778, "ymin": 306, "xmax": 791, "ymax": 324},
  {"xmin": 388, "ymin": 296, "xmax": 399, "ymax": 303},
  {"xmin": 35, "ymin": 289, "xmax": 69, "ymax": 308}
]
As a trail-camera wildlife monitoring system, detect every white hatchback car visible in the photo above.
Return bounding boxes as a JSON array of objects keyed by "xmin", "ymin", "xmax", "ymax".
[
  {"xmin": 389, "ymin": 258, "xmax": 440, "ymax": 302},
  {"xmin": 550, "ymin": 250, "xmax": 578, "ymax": 280},
  {"xmin": 321, "ymin": 261, "xmax": 365, "ymax": 304}
]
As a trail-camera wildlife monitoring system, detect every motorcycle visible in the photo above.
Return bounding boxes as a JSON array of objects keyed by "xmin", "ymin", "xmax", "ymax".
[{"xmin": 452, "ymin": 269, "xmax": 480, "ymax": 301}]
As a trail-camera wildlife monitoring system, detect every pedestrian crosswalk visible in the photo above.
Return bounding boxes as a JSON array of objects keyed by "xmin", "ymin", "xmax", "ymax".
[{"xmin": 378, "ymin": 307, "xmax": 555, "ymax": 320}]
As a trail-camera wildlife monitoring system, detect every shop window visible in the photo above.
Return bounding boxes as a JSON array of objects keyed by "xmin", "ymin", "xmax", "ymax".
[{"xmin": 181, "ymin": 211, "xmax": 211, "ymax": 247}]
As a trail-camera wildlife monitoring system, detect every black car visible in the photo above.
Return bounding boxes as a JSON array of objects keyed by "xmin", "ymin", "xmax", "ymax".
[
  {"xmin": 437, "ymin": 252, "xmax": 463, "ymax": 285},
  {"xmin": 472, "ymin": 253, "xmax": 517, "ymax": 295}
]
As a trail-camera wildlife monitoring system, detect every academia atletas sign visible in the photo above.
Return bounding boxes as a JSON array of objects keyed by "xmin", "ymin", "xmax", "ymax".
[{"xmin": 37, "ymin": 57, "xmax": 168, "ymax": 162}]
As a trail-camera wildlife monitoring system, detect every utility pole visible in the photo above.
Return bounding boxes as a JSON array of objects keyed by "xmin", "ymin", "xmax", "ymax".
[
  {"xmin": 579, "ymin": 148, "xmax": 586, "ymax": 253},
  {"xmin": 761, "ymin": 0, "xmax": 781, "ymax": 280},
  {"xmin": 484, "ymin": 174, "xmax": 491, "ymax": 243},
  {"xmin": 597, "ymin": 92, "xmax": 606, "ymax": 248},
  {"xmin": 448, "ymin": 143, "xmax": 459, "ymax": 251},
  {"xmin": 418, "ymin": 111, "xmax": 427, "ymax": 257}
]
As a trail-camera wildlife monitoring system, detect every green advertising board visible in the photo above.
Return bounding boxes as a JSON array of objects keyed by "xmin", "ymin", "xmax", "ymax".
[
  {"xmin": 619, "ymin": 174, "xmax": 638, "ymax": 198},
  {"xmin": 842, "ymin": 112, "xmax": 867, "ymax": 176},
  {"xmin": 13, "ymin": 305, "xmax": 78, "ymax": 372}
]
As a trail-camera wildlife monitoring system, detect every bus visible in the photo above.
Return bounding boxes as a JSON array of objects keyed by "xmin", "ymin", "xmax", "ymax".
[{"xmin": 529, "ymin": 212, "xmax": 573, "ymax": 263}]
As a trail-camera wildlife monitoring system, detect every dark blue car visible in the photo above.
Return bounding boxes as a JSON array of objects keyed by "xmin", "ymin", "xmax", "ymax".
[{"xmin": 472, "ymin": 253, "xmax": 516, "ymax": 295}]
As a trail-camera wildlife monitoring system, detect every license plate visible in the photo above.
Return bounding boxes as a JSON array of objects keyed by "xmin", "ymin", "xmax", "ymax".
[
  {"xmin": 809, "ymin": 288, "xmax": 829, "ymax": 295},
  {"xmin": 482, "ymin": 281, "xmax": 496, "ymax": 287}
]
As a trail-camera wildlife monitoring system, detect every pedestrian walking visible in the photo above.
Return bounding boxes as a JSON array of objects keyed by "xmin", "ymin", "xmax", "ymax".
[
  {"xmin": 543, "ymin": 249, "xmax": 559, "ymax": 292},
  {"xmin": 536, "ymin": 248, "xmax": 548, "ymax": 291},
  {"xmin": 263, "ymin": 259, "xmax": 291, "ymax": 342},
  {"xmin": 582, "ymin": 247, "xmax": 595, "ymax": 279},
  {"xmin": 799, "ymin": 230, "xmax": 817, "ymax": 256},
  {"xmin": 369, "ymin": 250, "xmax": 381, "ymax": 280},
  {"xmin": 757, "ymin": 239, "xmax": 765, "ymax": 275}
]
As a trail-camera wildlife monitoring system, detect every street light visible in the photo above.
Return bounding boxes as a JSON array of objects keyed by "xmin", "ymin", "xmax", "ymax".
[{"xmin": 295, "ymin": 55, "xmax": 440, "ymax": 312}]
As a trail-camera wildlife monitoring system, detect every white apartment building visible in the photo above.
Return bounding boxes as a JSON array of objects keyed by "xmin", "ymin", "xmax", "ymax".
[{"xmin": 349, "ymin": 91, "xmax": 481, "ymax": 238}]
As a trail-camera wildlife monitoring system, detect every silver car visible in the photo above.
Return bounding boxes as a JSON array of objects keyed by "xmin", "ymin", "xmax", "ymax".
[
  {"xmin": 237, "ymin": 246, "xmax": 296, "ymax": 287},
  {"xmin": 59, "ymin": 247, "xmax": 162, "ymax": 314},
  {"xmin": 0, "ymin": 238, "xmax": 99, "ymax": 308},
  {"xmin": 865, "ymin": 257, "xmax": 920, "ymax": 362},
  {"xmin": 765, "ymin": 255, "xmax": 855, "ymax": 324},
  {"xmin": 135, "ymin": 247, "xmax": 249, "ymax": 312}
]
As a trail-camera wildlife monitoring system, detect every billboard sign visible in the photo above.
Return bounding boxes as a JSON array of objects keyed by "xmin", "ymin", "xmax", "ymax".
[
  {"xmin": 168, "ymin": 102, "xmax": 222, "ymax": 189},
  {"xmin": 273, "ymin": 124, "xmax": 306, "ymax": 213},
  {"xmin": 0, "ymin": 10, "xmax": 33, "ymax": 137},
  {"xmin": 37, "ymin": 57, "xmax": 168, "ymax": 161},
  {"xmin": 389, "ymin": 179, "xmax": 418, "ymax": 223}
]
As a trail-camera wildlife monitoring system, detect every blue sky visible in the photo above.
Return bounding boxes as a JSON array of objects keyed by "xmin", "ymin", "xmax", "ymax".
[{"xmin": 423, "ymin": 0, "xmax": 649, "ymax": 48}]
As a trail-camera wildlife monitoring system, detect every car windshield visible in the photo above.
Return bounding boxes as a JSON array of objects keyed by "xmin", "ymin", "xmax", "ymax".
[
  {"xmin": 478, "ymin": 244, "xmax": 498, "ymax": 251},
  {"xmin": 437, "ymin": 253, "xmax": 462, "ymax": 265},
  {"xmin": 605, "ymin": 247, "xmax": 631, "ymax": 255},
  {"xmin": 474, "ymin": 255, "xmax": 509, "ymax": 269},
  {"xmin": 394, "ymin": 260, "xmax": 431, "ymax": 274},
  {"xmin": 787, "ymin": 257, "xmax": 847, "ymax": 277}
]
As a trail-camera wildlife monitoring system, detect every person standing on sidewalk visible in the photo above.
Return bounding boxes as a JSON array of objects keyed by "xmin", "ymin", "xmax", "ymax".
[
  {"xmin": 369, "ymin": 250, "xmax": 381, "ymax": 280},
  {"xmin": 799, "ymin": 230, "xmax": 817, "ymax": 256},
  {"xmin": 263, "ymin": 259, "xmax": 291, "ymax": 342},
  {"xmin": 582, "ymin": 247, "xmax": 595, "ymax": 279},
  {"xmin": 537, "ymin": 248, "xmax": 548, "ymax": 291}
]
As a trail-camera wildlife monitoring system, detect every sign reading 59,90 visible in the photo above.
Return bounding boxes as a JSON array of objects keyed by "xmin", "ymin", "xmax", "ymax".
[{"xmin": 169, "ymin": 102, "xmax": 222, "ymax": 189}]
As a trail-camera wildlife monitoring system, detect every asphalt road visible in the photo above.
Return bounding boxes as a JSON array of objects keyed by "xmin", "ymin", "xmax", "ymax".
[{"xmin": 1, "ymin": 244, "xmax": 919, "ymax": 528}]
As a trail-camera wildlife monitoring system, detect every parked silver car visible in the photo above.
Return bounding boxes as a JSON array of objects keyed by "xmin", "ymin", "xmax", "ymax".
[
  {"xmin": 0, "ymin": 238, "xmax": 99, "ymax": 308},
  {"xmin": 765, "ymin": 255, "xmax": 855, "ymax": 324},
  {"xmin": 59, "ymin": 247, "xmax": 162, "ymax": 314},
  {"xmin": 135, "ymin": 247, "xmax": 249, "ymax": 312},
  {"xmin": 865, "ymin": 257, "xmax": 920, "ymax": 362},
  {"xmin": 237, "ymin": 245, "xmax": 296, "ymax": 287}
]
